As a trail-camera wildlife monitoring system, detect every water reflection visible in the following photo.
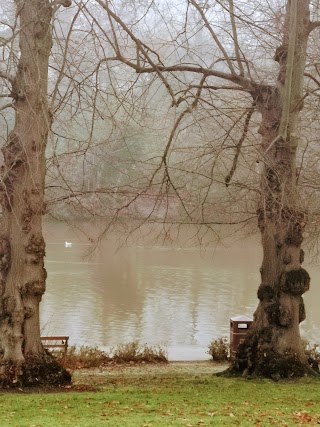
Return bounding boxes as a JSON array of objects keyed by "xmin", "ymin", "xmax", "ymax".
[{"xmin": 40, "ymin": 222, "xmax": 320, "ymax": 360}]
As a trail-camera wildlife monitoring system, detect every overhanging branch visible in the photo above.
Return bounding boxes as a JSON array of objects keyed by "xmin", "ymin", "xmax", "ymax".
[
  {"xmin": 94, "ymin": 0, "xmax": 255, "ymax": 94},
  {"xmin": 0, "ymin": 71, "xmax": 14, "ymax": 86},
  {"xmin": 304, "ymin": 72, "xmax": 320, "ymax": 88},
  {"xmin": 0, "ymin": 94, "xmax": 14, "ymax": 98},
  {"xmin": 0, "ymin": 103, "xmax": 14, "ymax": 112},
  {"xmin": 225, "ymin": 103, "xmax": 255, "ymax": 186},
  {"xmin": 308, "ymin": 21, "xmax": 320, "ymax": 34}
]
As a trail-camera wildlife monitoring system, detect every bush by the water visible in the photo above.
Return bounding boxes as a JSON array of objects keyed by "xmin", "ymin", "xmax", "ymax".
[
  {"xmin": 304, "ymin": 341, "xmax": 320, "ymax": 372},
  {"xmin": 57, "ymin": 346, "xmax": 111, "ymax": 370},
  {"xmin": 304, "ymin": 342, "xmax": 320, "ymax": 361},
  {"xmin": 207, "ymin": 337, "xmax": 229, "ymax": 361},
  {"xmin": 57, "ymin": 342, "xmax": 168, "ymax": 370},
  {"xmin": 112, "ymin": 342, "xmax": 168, "ymax": 364}
]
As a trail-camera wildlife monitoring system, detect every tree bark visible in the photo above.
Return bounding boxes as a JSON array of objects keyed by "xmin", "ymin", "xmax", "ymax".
[
  {"xmin": 0, "ymin": 0, "xmax": 70, "ymax": 386},
  {"xmin": 229, "ymin": 0, "xmax": 317, "ymax": 378}
]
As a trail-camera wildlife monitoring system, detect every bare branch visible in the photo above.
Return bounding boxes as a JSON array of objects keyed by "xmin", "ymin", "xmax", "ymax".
[
  {"xmin": 93, "ymin": 0, "xmax": 256, "ymax": 97},
  {"xmin": 308, "ymin": 20, "xmax": 320, "ymax": 33},
  {"xmin": 145, "ymin": 217, "xmax": 257, "ymax": 226},
  {"xmin": 186, "ymin": 84, "xmax": 247, "ymax": 91},
  {"xmin": 228, "ymin": 0, "xmax": 245, "ymax": 76},
  {"xmin": 0, "ymin": 103, "xmax": 14, "ymax": 112},
  {"xmin": 225, "ymin": 103, "xmax": 255, "ymax": 186},
  {"xmin": 189, "ymin": 0, "xmax": 237, "ymax": 75},
  {"xmin": 50, "ymin": 5, "xmax": 82, "ymax": 108},
  {"xmin": 0, "ymin": 71, "xmax": 14, "ymax": 86},
  {"xmin": 109, "ymin": 59, "xmax": 254, "ymax": 91},
  {"xmin": 304, "ymin": 72, "xmax": 320, "ymax": 87},
  {"xmin": 94, "ymin": 0, "xmax": 178, "ymax": 105}
]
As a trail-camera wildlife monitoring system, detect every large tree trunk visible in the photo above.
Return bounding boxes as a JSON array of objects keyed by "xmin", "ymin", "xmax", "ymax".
[
  {"xmin": 0, "ymin": 0, "xmax": 70, "ymax": 386},
  {"xmin": 229, "ymin": 0, "xmax": 317, "ymax": 378}
]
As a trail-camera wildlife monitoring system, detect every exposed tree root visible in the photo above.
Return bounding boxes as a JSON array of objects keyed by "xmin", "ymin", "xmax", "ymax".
[
  {"xmin": 216, "ymin": 340, "xmax": 320, "ymax": 381},
  {"xmin": 218, "ymin": 362, "xmax": 320, "ymax": 380},
  {"xmin": 0, "ymin": 354, "xmax": 71, "ymax": 388}
]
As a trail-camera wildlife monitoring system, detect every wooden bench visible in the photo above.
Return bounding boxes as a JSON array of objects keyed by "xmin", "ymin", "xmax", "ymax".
[{"xmin": 41, "ymin": 336, "xmax": 69, "ymax": 355}]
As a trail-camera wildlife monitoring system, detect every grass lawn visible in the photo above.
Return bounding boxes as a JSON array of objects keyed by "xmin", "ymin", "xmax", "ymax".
[{"xmin": 0, "ymin": 362, "xmax": 320, "ymax": 426}]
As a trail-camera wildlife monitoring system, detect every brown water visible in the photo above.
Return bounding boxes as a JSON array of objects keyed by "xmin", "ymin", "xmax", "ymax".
[{"xmin": 40, "ymin": 222, "xmax": 320, "ymax": 360}]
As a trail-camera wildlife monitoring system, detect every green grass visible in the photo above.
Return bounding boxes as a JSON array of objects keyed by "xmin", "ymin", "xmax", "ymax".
[{"xmin": 0, "ymin": 362, "xmax": 320, "ymax": 426}]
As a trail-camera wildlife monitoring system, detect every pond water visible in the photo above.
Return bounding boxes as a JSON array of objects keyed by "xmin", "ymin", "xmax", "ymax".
[{"xmin": 40, "ymin": 222, "xmax": 320, "ymax": 360}]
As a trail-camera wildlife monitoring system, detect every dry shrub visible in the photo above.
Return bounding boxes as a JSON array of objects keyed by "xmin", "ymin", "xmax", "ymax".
[
  {"xmin": 112, "ymin": 342, "xmax": 168, "ymax": 363},
  {"xmin": 304, "ymin": 341, "xmax": 320, "ymax": 372},
  {"xmin": 57, "ymin": 346, "xmax": 111, "ymax": 371},
  {"xmin": 207, "ymin": 337, "xmax": 229, "ymax": 361},
  {"xmin": 56, "ymin": 342, "xmax": 168, "ymax": 370}
]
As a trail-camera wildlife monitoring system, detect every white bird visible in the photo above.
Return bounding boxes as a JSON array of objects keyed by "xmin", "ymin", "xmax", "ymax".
[{"xmin": 64, "ymin": 241, "xmax": 72, "ymax": 248}]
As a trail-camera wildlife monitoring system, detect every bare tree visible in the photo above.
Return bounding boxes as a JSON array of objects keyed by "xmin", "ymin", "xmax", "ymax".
[
  {"xmin": 85, "ymin": 0, "xmax": 320, "ymax": 377},
  {"xmin": 0, "ymin": 0, "xmax": 72, "ymax": 386}
]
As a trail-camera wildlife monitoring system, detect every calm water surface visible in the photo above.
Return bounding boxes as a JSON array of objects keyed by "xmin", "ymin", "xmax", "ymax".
[{"xmin": 40, "ymin": 222, "xmax": 320, "ymax": 360}]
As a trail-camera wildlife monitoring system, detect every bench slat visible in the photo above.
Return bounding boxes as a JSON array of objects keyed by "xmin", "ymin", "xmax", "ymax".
[
  {"xmin": 42, "ymin": 344, "xmax": 67, "ymax": 348},
  {"xmin": 41, "ymin": 336, "xmax": 69, "ymax": 341}
]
